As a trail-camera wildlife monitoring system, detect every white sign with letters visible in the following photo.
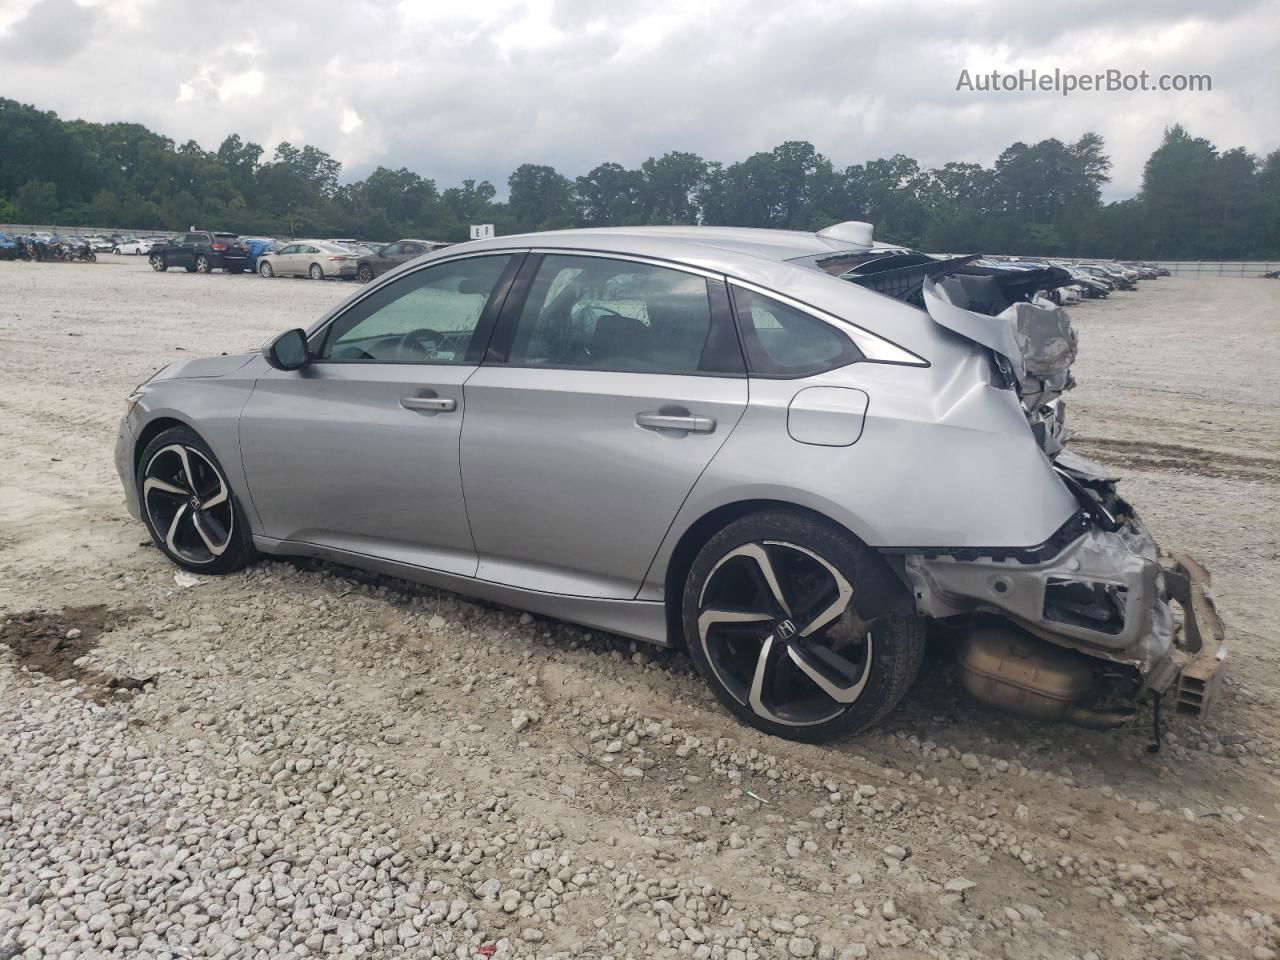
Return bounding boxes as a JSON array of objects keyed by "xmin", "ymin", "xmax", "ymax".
[{"xmin": 469, "ymin": 224, "xmax": 495, "ymax": 240}]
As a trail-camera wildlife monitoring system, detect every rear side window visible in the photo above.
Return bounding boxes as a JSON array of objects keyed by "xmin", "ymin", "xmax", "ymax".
[
  {"xmin": 505, "ymin": 255, "xmax": 716, "ymax": 374},
  {"xmin": 730, "ymin": 286, "xmax": 862, "ymax": 377}
]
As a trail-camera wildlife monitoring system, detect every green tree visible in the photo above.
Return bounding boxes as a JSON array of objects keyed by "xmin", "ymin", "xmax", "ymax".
[
  {"xmin": 507, "ymin": 164, "xmax": 574, "ymax": 232},
  {"xmin": 15, "ymin": 179, "xmax": 58, "ymax": 221}
]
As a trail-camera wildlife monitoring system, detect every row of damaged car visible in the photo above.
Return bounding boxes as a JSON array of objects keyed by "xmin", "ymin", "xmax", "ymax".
[{"xmin": 973, "ymin": 257, "xmax": 1168, "ymax": 303}]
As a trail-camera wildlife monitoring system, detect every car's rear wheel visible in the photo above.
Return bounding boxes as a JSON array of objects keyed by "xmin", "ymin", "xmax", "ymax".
[
  {"xmin": 357, "ymin": 263, "xmax": 373, "ymax": 283},
  {"xmin": 136, "ymin": 426, "xmax": 256, "ymax": 575},
  {"xmin": 682, "ymin": 510, "xmax": 925, "ymax": 742},
  {"xmin": 150, "ymin": 256, "xmax": 167, "ymax": 272},
  {"xmin": 195, "ymin": 255, "xmax": 211, "ymax": 274},
  {"xmin": 309, "ymin": 263, "xmax": 324, "ymax": 280},
  {"xmin": 259, "ymin": 261, "xmax": 274, "ymax": 278}
]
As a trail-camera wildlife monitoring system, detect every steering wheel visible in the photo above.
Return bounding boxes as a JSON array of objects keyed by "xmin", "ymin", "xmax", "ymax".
[{"xmin": 396, "ymin": 328, "xmax": 443, "ymax": 358}]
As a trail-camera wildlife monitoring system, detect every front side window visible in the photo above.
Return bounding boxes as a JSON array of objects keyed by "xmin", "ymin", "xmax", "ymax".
[
  {"xmin": 379, "ymin": 243, "xmax": 401, "ymax": 257},
  {"xmin": 277, "ymin": 244, "xmax": 298, "ymax": 256},
  {"xmin": 506, "ymin": 255, "xmax": 714, "ymax": 373},
  {"xmin": 319, "ymin": 254, "xmax": 512, "ymax": 363},
  {"xmin": 731, "ymin": 286, "xmax": 862, "ymax": 377},
  {"xmin": 402, "ymin": 243, "xmax": 425, "ymax": 256}
]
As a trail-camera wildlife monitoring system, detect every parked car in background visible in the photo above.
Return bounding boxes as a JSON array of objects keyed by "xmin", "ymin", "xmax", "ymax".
[
  {"xmin": 354, "ymin": 239, "xmax": 450, "ymax": 283},
  {"xmin": 83, "ymin": 236, "xmax": 116, "ymax": 252},
  {"xmin": 115, "ymin": 238, "xmax": 155, "ymax": 255},
  {"xmin": 257, "ymin": 240, "xmax": 358, "ymax": 280},
  {"xmin": 239, "ymin": 237, "xmax": 276, "ymax": 272},
  {"xmin": 150, "ymin": 231, "xmax": 250, "ymax": 274}
]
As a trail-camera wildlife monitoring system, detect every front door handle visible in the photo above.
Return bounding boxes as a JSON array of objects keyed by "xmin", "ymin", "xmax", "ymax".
[
  {"xmin": 636, "ymin": 412, "xmax": 716, "ymax": 434},
  {"xmin": 400, "ymin": 395, "xmax": 456, "ymax": 413}
]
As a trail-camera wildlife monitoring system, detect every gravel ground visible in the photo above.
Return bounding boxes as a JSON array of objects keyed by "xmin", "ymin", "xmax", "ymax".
[{"xmin": 1, "ymin": 257, "xmax": 1278, "ymax": 960}]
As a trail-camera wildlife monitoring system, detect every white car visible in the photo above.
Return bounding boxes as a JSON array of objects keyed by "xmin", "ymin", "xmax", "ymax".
[
  {"xmin": 257, "ymin": 240, "xmax": 358, "ymax": 280},
  {"xmin": 115, "ymin": 239, "xmax": 155, "ymax": 255}
]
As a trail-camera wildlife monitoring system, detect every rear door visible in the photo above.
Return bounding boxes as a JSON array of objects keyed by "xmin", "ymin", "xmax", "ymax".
[
  {"xmin": 238, "ymin": 252, "xmax": 522, "ymax": 574},
  {"xmin": 459, "ymin": 252, "xmax": 748, "ymax": 598}
]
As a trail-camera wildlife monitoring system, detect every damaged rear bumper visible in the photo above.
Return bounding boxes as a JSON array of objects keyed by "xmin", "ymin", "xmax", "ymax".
[{"xmin": 895, "ymin": 516, "xmax": 1226, "ymax": 719}]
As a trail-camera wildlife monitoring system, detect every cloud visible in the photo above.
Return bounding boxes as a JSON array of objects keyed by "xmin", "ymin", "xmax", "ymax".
[
  {"xmin": 1, "ymin": 0, "xmax": 1277, "ymax": 199},
  {"xmin": 0, "ymin": 0, "xmax": 99, "ymax": 62}
]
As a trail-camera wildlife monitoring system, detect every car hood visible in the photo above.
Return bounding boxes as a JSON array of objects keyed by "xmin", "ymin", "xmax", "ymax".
[{"xmin": 151, "ymin": 353, "xmax": 256, "ymax": 382}]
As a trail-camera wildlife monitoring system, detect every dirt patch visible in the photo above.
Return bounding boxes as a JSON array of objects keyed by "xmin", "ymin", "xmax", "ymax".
[
  {"xmin": 0, "ymin": 604, "xmax": 150, "ymax": 700},
  {"xmin": 1073, "ymin": 435, "xmax": 1280, "ymax": 483}
]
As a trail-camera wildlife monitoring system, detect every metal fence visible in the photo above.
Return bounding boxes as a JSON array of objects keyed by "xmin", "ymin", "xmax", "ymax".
[
  {"xmin": 1, "ymin": 222, "xmax": 175, "ymax": 239},
  {"xmin": 1148, "ymin": 261, "xmax": 1278, "ymax": 277}
]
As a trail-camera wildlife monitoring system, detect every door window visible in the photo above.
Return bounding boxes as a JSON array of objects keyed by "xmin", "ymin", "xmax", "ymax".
[
  {"xmin": 730, "ymin": 286, "xmax": 862, "ymax": 377},
  {"xmin": 504, "ymin": 255, "xmax": 715, "ymax": 374},
  {"xmin": 277, "ymin": 244, "xmax": 299, "ymax": 256},
  {"xmin": 379, "ymin": 243, "xmax": 402, "ymax": 257},
  {"xmin": 319, "ymin": 255, "xmax": 512, "ymax": 363},
  {"xmin": 401, "ymin": 242, "xmax": 426, "ymax": 256}
]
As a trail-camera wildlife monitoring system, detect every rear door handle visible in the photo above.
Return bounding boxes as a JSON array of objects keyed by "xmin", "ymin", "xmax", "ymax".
[
  {"xmin": 400, "ymin": 395, "xmax": 456, "ymax": 413},
  {"xmin": 636, "ymin": 412, "xmax": 716, "ymax": 434}
]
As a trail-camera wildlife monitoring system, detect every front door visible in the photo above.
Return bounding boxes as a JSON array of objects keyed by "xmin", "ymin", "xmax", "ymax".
[
  {"xmin": 238, "ymin": 252, "xmax": 520, "ymax": 575},
  {"xmin": 460, "ymin": 252, "xmax": 748, "ymax": 598}
]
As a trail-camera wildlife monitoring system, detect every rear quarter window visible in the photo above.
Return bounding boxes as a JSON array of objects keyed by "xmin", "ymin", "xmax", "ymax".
[{"xmin": 730, "ymin": 286, "xmax": 863, "ymax": 377}]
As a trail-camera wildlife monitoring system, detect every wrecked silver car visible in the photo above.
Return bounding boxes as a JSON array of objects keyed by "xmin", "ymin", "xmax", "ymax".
[{"xmin": 116, "ymin": 221, "xmax": 1223, "ymax": 742}]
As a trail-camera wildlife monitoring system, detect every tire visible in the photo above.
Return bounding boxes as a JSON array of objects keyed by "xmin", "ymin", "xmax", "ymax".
[
  {"xmin": 136, "ymin": 426, "xmax": 256, "ymax": 575},
  {"xmin": 150, "ymin": 256, "xmax": 167, "ymax": 272},
  {"xmin": 259, "ymin": 262, "xmax": 274, "ymax": 278},
  {"xmin": 681, "ymin": 509, "xmax": 925, "ymax": 743},
  {"xmin": 195, "ymin": 255, "xmax": 211, "ymax": 274},
  {"xmin": 357, "ymin": 263, "xmax": 373, "ymax": 284},
  {"xmin": 309, "ymin": 263, "xmax": 324, "ymax": 280}
]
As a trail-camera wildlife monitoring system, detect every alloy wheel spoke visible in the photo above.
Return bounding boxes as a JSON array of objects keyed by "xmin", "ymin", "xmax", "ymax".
[
  {"xmin": 739, "ymin": 543, "xmax": 792, "ymax": 616},
  {"xmin": 200, "ymin": 472, "xmax": 229, "ymax": 510},
  {"xmin": 191, "ymin": 511, "xmax": 230, "ymax": 557},
  {"xmin": 786, "ymin": 636, "xmax": 873, "ymax": 704},
  {"xmin": 697, "ymin": 608, "xmax": 774, "ymax": 640},
  {"xmin": 143, "ymin": 476, "xmax": 188, "ymax": 498},
  {"xmin": 747, "ymin": 635, "xmax": 781, "ymax": 719},
  {"xmin": 164, "ymin": 504, "xmax": 189, "ymax": 555},
  {"xmin": 796, "ymin": 555, "xmax": 854, "ymax": 638},
  {"xmin": 173, "ymin": 446, "xmax": 200, "ymax": 496}
]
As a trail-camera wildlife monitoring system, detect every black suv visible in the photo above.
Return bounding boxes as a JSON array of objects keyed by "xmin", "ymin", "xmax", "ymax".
[{"xmin": 150, "ymin": 232, "xmax": 250, "ymax": 274}]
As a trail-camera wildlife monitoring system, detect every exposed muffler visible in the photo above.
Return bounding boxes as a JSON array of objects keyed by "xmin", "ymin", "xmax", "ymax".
[{"xmin": 956, "ymin": 624, "xmax": 1132, "ymax": 729}]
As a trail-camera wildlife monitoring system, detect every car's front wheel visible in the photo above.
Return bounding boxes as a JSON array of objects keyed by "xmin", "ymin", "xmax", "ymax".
[
  {"xmin": 682, "ymin": 510, "xmax": 924, "ymax": 742},
  {"xmin": 259, "ymin": 261, "xmax": 274, "ymax": 278},
  {"xmin": 150, "ymin": 256, "xmax": 167, "ymax": 272},
  {"xmin": 136, "ymin": 426, "xmax": 256, "ymax": 574}
]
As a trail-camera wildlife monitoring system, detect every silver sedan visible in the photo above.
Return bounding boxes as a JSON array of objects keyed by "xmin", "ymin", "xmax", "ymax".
[
  {"xmin": 258, "ymin": 240, "xmax": 358, "ymax": 280},
  {"xmin": 114, "ymin": 224, "xmax": 1223, "ymax": 741}
]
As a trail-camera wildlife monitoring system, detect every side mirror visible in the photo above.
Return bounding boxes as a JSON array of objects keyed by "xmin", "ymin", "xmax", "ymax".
[{"xmin": 264, "ymin": 328, "xmax": 310, "ymax": 370}]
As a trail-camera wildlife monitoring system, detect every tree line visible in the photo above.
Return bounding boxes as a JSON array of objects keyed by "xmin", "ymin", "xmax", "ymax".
[{"xmin": 1, "ymin": 97, "xmax": 1277, "ymax": 258}]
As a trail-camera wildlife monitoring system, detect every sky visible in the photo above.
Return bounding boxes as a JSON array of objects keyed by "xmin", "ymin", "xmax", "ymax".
[{"xmin": 1, "ymin": 0, "xmax": 1277, "ymax": 200}]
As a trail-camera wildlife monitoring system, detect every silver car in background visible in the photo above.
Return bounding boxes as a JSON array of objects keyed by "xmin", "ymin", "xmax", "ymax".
[
  {"xmin": 114, "ymin": 223, "xmax": 1223, "ymax": 741},
  {"xmin": 258, "ymin": 240, "xmax": 358, "ymax": 280}
]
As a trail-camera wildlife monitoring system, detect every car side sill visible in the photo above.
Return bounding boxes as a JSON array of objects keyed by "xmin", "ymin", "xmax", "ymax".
[{"xmin": 253, "ymin": 536, "xmax": 671, "ymax": 646}]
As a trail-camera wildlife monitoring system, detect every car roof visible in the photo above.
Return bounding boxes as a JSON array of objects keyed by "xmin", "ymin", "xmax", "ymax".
[{"xmin": 447, "ymin": 224, "xmax": 910, "ymax": 278}]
